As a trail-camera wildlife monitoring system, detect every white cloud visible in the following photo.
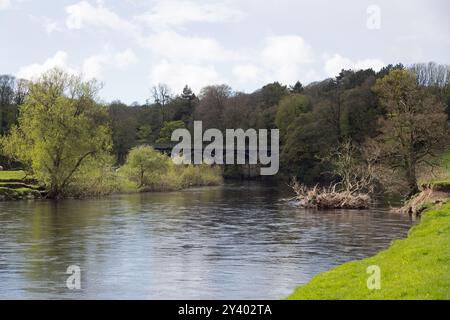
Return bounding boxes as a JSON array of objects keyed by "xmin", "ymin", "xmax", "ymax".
[
  {"xmin": 82, "ymin": 54, "xmax": 109, "ymax": 79},
  {"xmin": 45, "ymin": 20, "xmax": 61, "ymax": 34},
  {"xmin": 27, "ymin": 15, "xmax": 62, "ymax": 35},
  {"xmin": 257, "ymin": 35, "xmax": 316, "ymax": 85},
  {"xmin": 261, "ymin": 35, "xmax": 314, "ymax": 68},
  {"xmin": 65, "ymin": 0, "xmax": 136, "ymax": 34},
  {"xmin": 17, "ymin": 51, "xmax": 77, "ymax": 80},
  {"xmin": 324, "ymin": 54, "xmax": 385, "ymax": 77},
  {"xmin": 141, "ymin": 30, "xmax": 235, "ymax": 62},
  {"xmin": 232, "ymin": 63, "xmax": 267, "ymax": 85},
  {"xmin": 0, "ymin": 0, "xmax": 11, "ymax": 10},
  {"xmin": 82, "ymin": 49, "xmax": 138, "ymax": 79},
  {"xmin": 136, "ymin": 0, "xmax": 244, "ymax": 28},
  {"xmin": 17, "ymin": 49, "xmax": 137, "ymax": 81},
  {"xmin": 150, "ymin": 60, "xmax": 223, "ymax": 94},
  {"xmin": 114, "ymin": 48, "xmax": 138, "ymax": 68},
  {"xmin": 230, "ymin": 35, "xmax": 321, "ymax": 89}
]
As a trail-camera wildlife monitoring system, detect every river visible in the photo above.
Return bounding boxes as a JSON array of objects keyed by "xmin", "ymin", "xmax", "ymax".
[{"xmin": 0, "ymin": 181, "xmax": 413, "ymax": 299}]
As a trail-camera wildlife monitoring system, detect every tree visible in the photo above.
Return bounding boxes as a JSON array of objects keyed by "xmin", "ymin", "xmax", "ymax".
[
  {"xmin": 14, "ymin": 79, "xmax": 29, "ymax": 106},
  {"xmin": 410, "ymin": 62, "xmax": 449, "ymax": 87},
  {"xmin": 156, "ymin": 120, "xmax": 186, "ymax": 144},
  {"xmin": 275, "ymin": 94, "xmax": 311, "ymax": 140},
  {"xmin": 165, "ymin": 86, "xmax": 197, "ymax": 124},
  {"xmin": 222, "ymin": 92, "xmax": 252, "ymax": 129},
  {"xmin": 109, "ymin": 101, "xmax": 138, "ymax": 164},
  {"xmin": 152, "ymin": 83, "xmax": 172, "ymax": 123},
  {"xmin": 258, "ymin": 82, "xmax": 288, "ymax": 107},
  {"xmin": 195, "ymin": 85, "xmax": 231, "ymax": 130},
  {"xmin": 0, "ymin": 75, "xmax": 15, "ymax": 135},
  {"xmin": 122, "ymin": 145, "xmax": 169, "ymax": 188},
  {"xmin": 289, "ymin": 81, "xmax": 304, "ymax": 94},
  {"xmin": 373, "ymin": 69, "xmax": 449, "ymax": 196},
  {"xmin": 181, "ymin": 85, "xmax": 196, "ymax": 101},
  {"xmin": 1, "ymin": 69, "xmax": 111, "ymax": 199}
]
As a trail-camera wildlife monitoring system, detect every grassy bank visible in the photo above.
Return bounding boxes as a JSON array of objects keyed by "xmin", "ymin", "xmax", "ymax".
[
  {"xmin": 0, "ymin": 165, "xmax": 223, "ymax": 200},
  {"xmin": 288, "ymin": 201, "xmax": 450, "ymax": 300},
  {"xmin": 0, "ymin": 170, "xmax": 42, "ymax": 200}
]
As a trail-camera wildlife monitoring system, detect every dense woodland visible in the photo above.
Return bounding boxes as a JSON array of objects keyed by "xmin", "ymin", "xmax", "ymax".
[{"xmin": 0, "ymin": 62, "xmax": 449, "ymax": 198}]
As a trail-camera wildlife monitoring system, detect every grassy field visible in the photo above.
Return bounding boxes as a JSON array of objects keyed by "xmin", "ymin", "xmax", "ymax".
[{"xmin": 288, "ymin": 201, "xmax": 450, "ymax": 300}]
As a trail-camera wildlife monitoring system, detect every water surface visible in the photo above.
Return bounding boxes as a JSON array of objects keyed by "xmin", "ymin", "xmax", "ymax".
[{"xmin": 0, "ymin": 182, "xmax": 413, "ymax": 299}]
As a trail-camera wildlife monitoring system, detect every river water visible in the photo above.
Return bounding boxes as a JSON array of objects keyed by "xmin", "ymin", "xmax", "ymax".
[{"xmin": 0, "ymin": 182, "xmax": 413, "ymax": 299}]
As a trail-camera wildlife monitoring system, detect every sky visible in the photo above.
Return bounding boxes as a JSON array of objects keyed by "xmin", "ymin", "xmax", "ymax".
[{"xmin": 0, "ymin": 0, "xmax": 449, "ymax": 104}]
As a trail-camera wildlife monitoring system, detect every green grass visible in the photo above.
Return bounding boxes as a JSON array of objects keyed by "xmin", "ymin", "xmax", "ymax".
[
  {"xmin": 441, "ymin": 150, "xmax": 450, "ymax": 168},
  {"xmin": 431, "ymin": 180, "xmax": 450, "ymax": 186},
  {"xmin": 0, "ymin": 171, "xmax": 42, "ymax": 200},
  {"xmin": 288, "ymin": 201, "xmax": 450, "ymax": 300},
  {"xmin": 0, "ymin": 186, "xmax": 41, "ymax": 200},
  {"xmin": 0, "ymin": 170, "xmax": 27, "ymax": 180}
]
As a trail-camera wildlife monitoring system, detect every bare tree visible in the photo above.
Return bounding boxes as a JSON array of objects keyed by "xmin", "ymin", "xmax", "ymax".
[
  {"xmin": 151, "ymin": 83, "xmax": 172, "ymax": 123},
  {"xmin": 14, "ymin": 79, "xmax": 29, "ymax": 106},
  {"xmin": 328, "ymin": 140, "xmax": 377, "ymax": 194},
  {"xmin": 410, "ymin": 62, "xmax": 450, "ymax": 87}
]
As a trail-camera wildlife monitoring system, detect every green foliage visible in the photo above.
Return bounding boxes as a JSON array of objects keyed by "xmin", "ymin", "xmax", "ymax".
[
  {"xmin": 259, "ymin": 82, "xmax": 288, "ymax": 107},
  {"xmin": 275, "ymin": 95, "xmax": 311, "ymax": 140},
  {"xmin": 0, "ymin": 187, "xmax": 41, "ymax": 201},
  {"xmin": 0, "ymin": 170, "xmax": 26, "ymax": 180},
  {"xmin": 122, "ymin": 145, "xmax": 169, "ymax": 188},
  {"xmin": 288, "ymin": 202, "xmax": 450, "ymax": 300},
  {"xmin": 156, "ymin": 120, "xmax": 186, "ymax": 144},
  {"xmin": 290, "ymin": 81, "xmax": 304, "ymax": 94},
  {"xmin": 136, "ymin": 125, "xmax": 153, "ymax": 145},
  {"xmin": 178, "ymin": 164, "xmax": 223, "ymax": 187},
  {"xmin": 69, "ymin": 153, "xmax": 126, "ymax": 197},
  {"xmin": 281, "ymin": 112, "xmax": 332, "ymax": 183},
  {"xmin": 109, "ymin": 101, "xmax": 138, "ymax": 164},
  {"xmin": 373, "ymin": 69, "xmax": 449, "ymax": 195},
  {"xmin": 3, "ymin": 63, "xmax": 448, "ymax": 193},
  {"xmin": 122, "ymin": 145, "xmax": 222, "ymax": 191},
  {"xmin": 1, "ymin": 68, "xmax": 112, "ymax": 198}
]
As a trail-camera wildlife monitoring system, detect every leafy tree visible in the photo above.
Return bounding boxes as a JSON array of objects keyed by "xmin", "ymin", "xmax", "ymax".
[
  {"xmin": 156, "ymin": 120, "xmax": 186, "ymax": 144},
  {"xmin": 275, "ymin": 94, "xmax": 311, "ymax": 140},
  {"xmin": 373, "ymin": 69, "xmax": 449, "ymax": 196},
  {"xmin": 258, "ymin": 82, "xmax": 288, "ymax": 107},
  {"xmin": 376, "ymin": 63, "xmax": 405, "ymax": 79},
  {"xmin": 290, "ymin": 81, "xmax": 304, "ymax": 94},
  {"xmin": 0, "ymin": 75, "xmax": 17, "ymax": 135},
  {"xmin": 1, "ymin": 69, "xmax": 111, "ymax": 198},
  {"xmin": 109, "ymin": 101, "xmax": 138, "ymax": 164},
  {"xmin": 281, "ymin": 112, "xmax": 332, "ymax": 184},
  {"xmin": 166, "ymin": 87, "xmax": 197, "ymax": 124},
  {"xmin": 136, "ymin": 124, "xmax": 153, "ymax": 145},
  {"xmin": 181, "ymin": 85, "xmax": 196, "ymax": 101},
  {"xmin": 195, "ymin": 85, "xmax": 231, "ymax": 130},
  {"xmin": 122, "ymin": 145, "xmax": 169, "ymax": 188}
]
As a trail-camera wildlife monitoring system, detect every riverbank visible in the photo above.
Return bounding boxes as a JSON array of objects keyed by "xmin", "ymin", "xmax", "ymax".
[
  {"xmin": 288, "ymin": 200, "xmax": 450, "ymax": 300},
  {"xmin": 0, "ymin": 168, "xmax": 223, "ymax": 201},
  {"xmin": 0, "ymin": 171, "xmax": 43, "ymax": 200}
]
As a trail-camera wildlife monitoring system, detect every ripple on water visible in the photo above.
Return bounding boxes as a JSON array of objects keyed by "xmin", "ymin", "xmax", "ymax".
[{"xmin": 0, "ymin": 182, "xmax": 413, "ymax": 299}]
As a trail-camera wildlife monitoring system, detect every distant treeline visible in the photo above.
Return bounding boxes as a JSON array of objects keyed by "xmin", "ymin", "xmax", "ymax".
[{"xmin": 1, "ymin": 62, "xmax": 449, "ymax": 193}]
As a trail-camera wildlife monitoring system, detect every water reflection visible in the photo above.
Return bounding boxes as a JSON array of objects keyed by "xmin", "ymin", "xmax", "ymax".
[{"xmin": 0, "ymin": 182, "xmax": 413, "ymax": 299}]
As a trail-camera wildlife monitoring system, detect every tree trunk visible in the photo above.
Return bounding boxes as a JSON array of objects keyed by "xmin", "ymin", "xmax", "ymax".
[
  {"xmin": 406, "ymin": 163, "xmax": 419, "ymax": 197},
  {"xmin": 46, "ymin": 186, "xmax": 64, "ymax": 200}
]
